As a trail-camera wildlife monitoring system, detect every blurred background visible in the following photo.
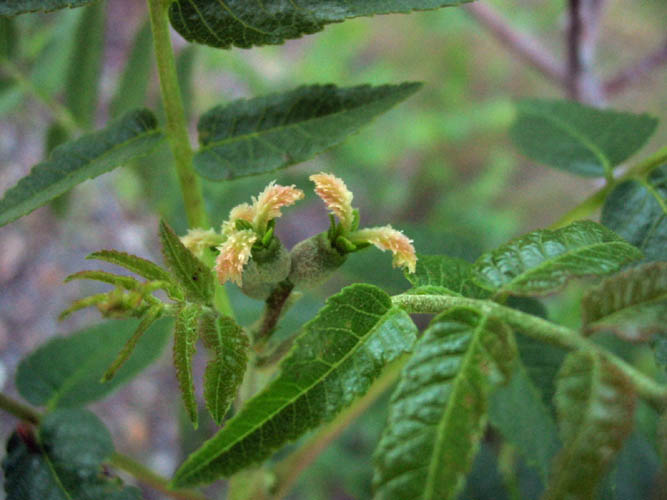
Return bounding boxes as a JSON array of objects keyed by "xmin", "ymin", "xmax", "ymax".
[{"xmin": 0, "ymin": 0, "xmax": 666, "ymax": 498}]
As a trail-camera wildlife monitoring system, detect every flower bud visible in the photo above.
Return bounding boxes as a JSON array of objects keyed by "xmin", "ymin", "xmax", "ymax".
[
  {"xmin": 288, "ymin": 232, "xmax": 347, "ymax": 289},
  {"xmin": 241, "ymin": 239, "xmax": 291, "ymax": 300}
]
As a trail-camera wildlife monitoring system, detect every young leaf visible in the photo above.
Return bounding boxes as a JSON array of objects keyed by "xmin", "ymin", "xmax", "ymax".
[
  {"xmin": 159, "ymin": 220, "xmax": 214, "ymax": 304},
  {"xmin": 167, "ymin": 0, "xmax": 469, "ymax": 49},
  {"xmin": 2, "ymin": 409, "xmax": 142, "ymax": 500},
  {"xmin": 0, "ymin": 109, "xmax": 164, "ymax": 227},
  {"xmin": 16, "ymin": 318, "xmax": 172, "ymax": 408},
  {"xmin": 199, "ymin": 312, "xmax": 249, "ymax": 425},
  {"xmin": 64, "ymin": 269, "xmax": 142, "ymax": 290},
  {"xmin": 582, "ymin": 262, "xmax": 667, "ymax": 340},
  {"xmin": 172, "ymin": 284, "xmax": 416, "ymax": 486},
  {"xmin": 544, "ymin": 351, "xmax": 636, "ymax": 500},
  {"xmin": 0, "ymin": 0, "xmax": 94, "ymax": 16},
  {"xmin": 601, "ymin": 164, "xmax": 666, "ymax": 262},
  {"xmin": 511, "ymin": 99, "xmax": 658, "ymax": 177},
  {"xmin": 472, "ymin": 220, "xmax": 643, "ymax": 297},
  {"xmin": 372, "ymin": 308, "xmax": 515, "ymax": 500},
  {"xmin": 404, "ymin": 253, "xmax": 490, "ymax": 298},
  {"xmin": 194, "ymin": 83, "xmax": 422, "ymax": 181},
  {"xmin": 174, "ymin": 304, "xmax": 201, "ymax": 428}
]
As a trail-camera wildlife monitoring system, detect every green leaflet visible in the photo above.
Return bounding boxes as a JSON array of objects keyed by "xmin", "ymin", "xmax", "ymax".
[
  {"xmin": 582, "ymin": 262, "xmax": 667, "ymax": 340},
  {"xmin": 373, "ymin": 308, "xmax": 515, "ymax": 500},
  {"xmin": 167, "ymin": 0, "xmax": 469, "ymax": 49},
  {"xmin": 159, "ymin": 220, "xmax": 214, "ymax": 305},
  {"xmin": 472, "ymin": 220, "xmax": 643, "ymax": 297},
  {"xmin": 194, "ymin": 83, "xmax": 421, "ymax": 181},
  {"xmin": 0, "ymin": 18, "xmax": 17, "ymax": 60},
  {"xmin": 199, "ymin": 313, "xmax": 249, "ymax": 425},
  {"xmin": 0, "ymin": 0, "xmax": 94, "ymax": 16},
  {"xmin": 544, "ymin": 351, "xmax": 636, "ymax": 500},
  {"xmin": 174, "ymin": 304, "xmax": 201, "ymax": 428},
  {"xmin": 0, "ymin": 109, "xmax": 164, "ymax": 227},
  {"xmin": 172, "ymin": 284, "xmax": 416, "ymax": 486},
  {"xmin": 2, "ymin": 409, "xmax": 141, "ymax": 500},
  {"xmin": 16, "ymin": 318, "xmax": 171, "ymax": 408},
  {"xmin": 64, "ymin": 269, "xmax": 142, "ymax": 290},
  {"xmin": 404, "ymin": 253, "xmax": 490, "ymax": 298},
  {"xmin": 601, "ymin": 164, "xmax": 667, "ymax": 261},
  {"xmin": 510, "ymin": 99, "xmax": 658, "ymax": 177}
]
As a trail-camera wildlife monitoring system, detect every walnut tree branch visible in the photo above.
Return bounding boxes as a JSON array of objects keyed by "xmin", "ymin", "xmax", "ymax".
[{"xmin": 604, "ymin": 37, "xmax": 667, "ymax": 96}]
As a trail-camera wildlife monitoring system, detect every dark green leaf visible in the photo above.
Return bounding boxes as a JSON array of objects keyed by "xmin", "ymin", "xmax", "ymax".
[
  {"xmin": 2, "ymin": 409, "xmax": 141, "ymax": 500},
  {"xmin": 65, "ymin": 1, "xmax": 105, "ymax": 128},
  {"xmin": 168, "ymin": 0, "xmax": 469, "ymax": 49},
  {"xmin": 159, "ymin": 220, "xmax": 214, "ymax": 304},
  {"xmin": 45, "ymin": 122, "xmax": 70, "ymax": 154},
  {"xmin": 16, "ymin": 318, "xmax": 171, "ymax": 408},
  {"xmin": 0, "ymin": 0, "xmax": 94, "ymax": 16},
  {"xmin": 0, "ymin": 18, "xmax": 17, "ymax": 59},
  {"xmin": 653, "ymin": 334, "xmax": 667, "ymax": 372},
  {"xmin": 0, "ymin": 109, "xmax": 164, "ymax": 227},
  {"xmin": 601, "ymin": 432, "xmax": 661, "ymax": 500},
  {"xmin": 601, "ymin": 164, "xmax": 667, "ymax": 261},
  {"xmin": 172, "ymin": 284, "xmax": 416, "ymax": 486},
  {"xmin": 199, "ymin": 312, "xmax": 249, "ymax": 425},
  {"xmin": 404, "ymin": 253, "xmax": 489, "ymax": 297},
  {"xmin": 174, "ymin": 304, "xmax": 201, "ymax": 428},
  {"xmin": 194, "ymin": 83, "xmax": 421, "ymax": 181},
  {"xmin": 373, "ymin": 308, "xmax": 515, "ymax": 500},
  {"xmin": 511, "ymin": 99, "xmax": 658, "ymax": 177},
  {"xmin": 472, "ymin": 220, "xmax": 643, "ymax": 297},
  {"xmin": 110, "ymin": 20, "xmax": 152, "ymax": 118},
  {"xmin": 515, "ymin": 335, "xmax": 566, "ymax": 409},
  {"xmin": 582, "ymin": 262, "xmax": 667, "ymax": 340},
  {"xmin": 544, "ymin": 351, "xmax": 636, "ymax": 500}
]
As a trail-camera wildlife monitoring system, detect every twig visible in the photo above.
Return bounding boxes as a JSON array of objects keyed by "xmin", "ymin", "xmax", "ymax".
[
  {"xmin": 0, "ymin": 393, "xmax": 41, "ymax": 425},
  {"xmin": 604, "ymin": 37, "xmax": 667, "ymax": 96},
  {"xmin": 253, "ymin": 280, "xmax": 294, "ymax": 345},
  {"xmin": 463, "ymin": 2, "xmax": 566, "ymax": 87}
]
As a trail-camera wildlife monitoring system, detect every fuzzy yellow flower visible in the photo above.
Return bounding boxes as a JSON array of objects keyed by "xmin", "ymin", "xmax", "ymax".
[
  {"xmin": 252, "ymin": 181, "xmax": 304, "ymax": 233},
  {"xmin": 310, "ymin": 173, "xmax": 355, "ymax": 230},
  {"xmin": 214, "ymin": 230, "xmax": 257, "ymax": 285},
  {"xmin": 180, "ymin": 228, "xmax": 224, "ymax": 259},
  {"xmin": 349, "ymin": 226, "xmax": 417, "ymax": 273}
]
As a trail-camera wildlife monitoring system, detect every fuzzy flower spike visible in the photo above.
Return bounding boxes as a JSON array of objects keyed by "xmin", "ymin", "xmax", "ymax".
[{"xmin": 349, "ymin": 226, "xmax": 416, "ymax": 273}]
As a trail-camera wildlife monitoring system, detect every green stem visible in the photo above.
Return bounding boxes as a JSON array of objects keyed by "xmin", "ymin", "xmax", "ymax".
[
  {"xmin": 391, "ymin": 294, "xmax": 667, "ymax": 410},
  {"xmin": 1, "ymin": 59, "xmax": 80, "ymax": 134},
  {"xmin": 0, "ymin": 393, "xmax": 41, "ymax": 424},
  {"xmin": 146, "ymin": 0, "xmax": 207, "ymax": 229},
  {"xmin": 554, "ymin": 145, "xmax": 667, "ymax": 228}
]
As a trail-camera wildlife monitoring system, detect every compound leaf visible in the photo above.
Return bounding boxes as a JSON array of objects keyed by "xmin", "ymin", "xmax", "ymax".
[
  {"xmin": 544, "ymin": 351, "xmax": 636, "ymax": 500},
  {"xmin": 159, "ymin": 220, "xmax": 214, "ymax": 304},
  {"xmin": 0, "ymin": 109, "xmax": 164, "ymax": 227},
  {"xmin": 511, "ymin": 99, "xmax": 658, "ymax": 177},
  {"xmin": 16, "ymin": 318, "xmax": 171, "ymax": 408},
  {"xmin": 194, "ymin": 83, "xmax": 421, "ymax": 181},
  {"xmin": 601, "ymin": 164, "xmax": 667, "ymax": 262},
  {"xmin": 174, "ymin": 304, "xmax": 201, "ymax": 428},
  {"xmin": 199, "ymin": 312, "xmax": 249, "ymax": 425},
  {"xmin": 2, "ymin": 409, "xmax": 141, "ymax": 500},
  {"xmin": 582, "ymin": 261, "xmax": 667, "ymax": 340},
  {"xmin": 373, "ymin": 308, "xmax": 515, "ymax": 500},
  {"xmin": 173, "ymin": 284, "xmax": 416, "ymax": 486},
  {"xmin": 472, "ymin": 221, "xmax": 642, "ymax": 297},
  {"xmin": 0, "ymin": 0, "xmax": 94, "ymax": 16},
  {"xmin": 405, "ymin": 253, "xmax": 490, "ymax": 298},
  {"xmin": 168, "ymin": 0, "xmax": 469, "ymax": 49}
]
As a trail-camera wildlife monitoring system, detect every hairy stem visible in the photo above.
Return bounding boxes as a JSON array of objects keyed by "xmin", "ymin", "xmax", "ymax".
[
  {"xmin": 391, "ymin": 294, "xmax": 667, "ymax": 411},
  {"xmin": 146, "ymin": 0, "xmax": 207, "ymax": 229}
]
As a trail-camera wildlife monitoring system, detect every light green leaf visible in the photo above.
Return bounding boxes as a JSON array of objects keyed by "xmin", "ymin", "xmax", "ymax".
[
  {"xmin": 199, "ymin": 312, "xmax": 249, "ymax": 425},
  {"xmin": 64, "ymin": 269, "xmax": 142, "ymax": 290},
  {"xmin": 405, "ymin": 253, "xmax": 490, "ymax": 297},
  {"xmin": 16, "ymin": 318, "xmax": 172, "ymax": 408},
  {"xmin": 172, "ymin": 284, "xmax": 416, "ymax": 486},
  {"xmin": 472, "ymin": 220, "xmax": 643, "ymax": 297},
  {"xmin": 0, "ymin": 109, "xmax": 164, "ymax": 227},
  {"xmin": 65, "ymin": 1, "xmax": 105, "ymax": 128},
  {"xmin": 159, "ymin": 220, "xmax": 214, "ymax": 304},
  {"xmin": 194, "ymin": 83, "xmax": 421, "ymax": 181},
  {"xmin": 0, "ymin": 0, "xmax": 94, "ymax": 16},
  {"xmin": 174, "ymin": 304, "xmax": 201, "ymax": 428},
  {"xmin": 110, "ymin": 19, "xmax": 153, "ymax": 118},
  {"xmin": 373, "ymin": 308, "xmax": 515, "ymax": 500},
  {"xmin": 544, "ymin": 351, "xmax": 636, "ymax": 500},
  {"xmin": 601, "ymin": 164, "xmax": 667, "ymax": 262},
  {"xmin": 511, "ymin": 99, "xmax": 658, "ymax": 177},
  {"xmin": 2, "ymin": 409, "xmax": 142, "ymax": 500},
  {"xmin": 168, "ymin": 0, "xmax": 469, "ymax": 49},
  {"xmin": 582, "ymin": 262, "xmax": 667, "ymax": 340}
]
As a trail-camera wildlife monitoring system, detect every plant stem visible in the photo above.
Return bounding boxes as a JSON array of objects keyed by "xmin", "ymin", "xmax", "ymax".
[
  {"xmin": 109, "ymin": 452, "xmax": 208, "ymax": 500},
  {"xmin": 146, "ymin": 0, "xmax": 208, "ymax": 229},
  {"xmin": 0, "ymin": 393, "xmax": 40, "ymax": 424},
  {"xmin": 391, "ymin": 294, "xmax": 667, "ymax": 411}
]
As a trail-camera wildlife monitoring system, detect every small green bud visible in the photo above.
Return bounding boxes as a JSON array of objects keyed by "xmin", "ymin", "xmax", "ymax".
[
  {"xmin": 288, "ymin": 232, "xmax": 347, "ymax": 289},
  {"xmin": 241, "ymin": 239, "xmax": 291, "ymax": 300}
]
